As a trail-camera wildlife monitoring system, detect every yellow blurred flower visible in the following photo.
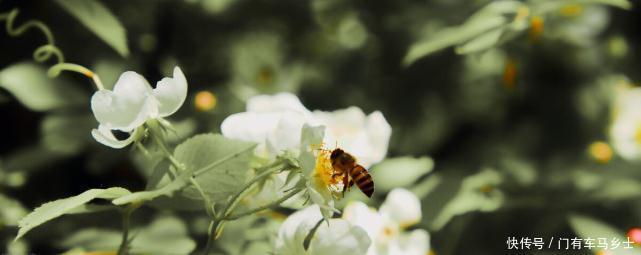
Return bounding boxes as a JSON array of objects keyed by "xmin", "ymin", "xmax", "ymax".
[
  {"xmin": 194, "ymin": 90, "xmax": 217, "ymax": 111},
  {"xmin": 588, "ymin": 141, "xmax": 613, "ymax": 164}
]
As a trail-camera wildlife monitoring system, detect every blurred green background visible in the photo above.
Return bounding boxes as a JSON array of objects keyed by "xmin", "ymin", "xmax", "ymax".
[{"xmin": 1, "ymin": 0, "xmax": 641, "ymax": 254}]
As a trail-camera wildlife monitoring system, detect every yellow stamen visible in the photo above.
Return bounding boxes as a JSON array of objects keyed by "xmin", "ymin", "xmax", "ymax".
[
  {"xmin": 257, "ymin": 67, "xmax": 273, "ymax": 85},
  {"xmin": 529, "ymin": 16, "xmax": 544, "ymax": 42},
  {"xmin": 503, "ymin": 57, "xmax": 517, "ymax": 90},
  {"xmin": 635, "ymin": 125, "xmax": 641, "ymax": 146},
  {"xmin": 479, "ymin": 184, "xmax": 493, "ymax": 194},
  {"xmin": 313, "ymin": 148, "xmax": 344, "ymax": 195}
]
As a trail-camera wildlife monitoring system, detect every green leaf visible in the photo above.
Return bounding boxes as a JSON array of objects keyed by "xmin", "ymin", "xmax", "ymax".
[
  {"xmin": 60, "ymin": 215, "xmax": 196, "ymax": 254},
  {"xmin": 430, "ymin": 169, "xmax": 504, "ymax": 230},
  {"xmin": 129, "ymin": 215, "xmax": 196, "ymax": 254},
  {"xmin": 55, "ymin": 0, "xmax": 129, "ymax": 57},
  {"xmin": 403, "ymin": 16, "xmax": 506, "ymax": 66},
  {"xmin": 176, "ymin": 134, "xmax": 255, "ymax": 204},
  {"xmin": 0, "ymin": 62, "xmax": 86, "ymax": 111},
  {"xmin": 60, "ymin": 228, "xmax": 121, "ymax": 252},
  {"xmin": 533, "ymin": 0, "xmax": 631, "ymax": 13},
  {"xmin": 112, "ymin": 175, "xmax": 190, "ymax": 205},
  {"xmin": 370, "ymin": 156, "xmax": 434, "ymax": 192},
  {"xmin": 112, "ymin": 134, "xmax": 256, "ymax": 206},
  {"xmin": 568, "ymin": 214, "xmax": 640, "ymax": 255},
  {"xmin": 40, "ymin": 114, "xmax": 95, "ymax": 155},
  {"xmin": 455, "ymin": 27, "xmax": 504, "ymax": 54},
  {"xmin": 0, "ymin": 194, "xmax": 28, "ymax": 227},
  {"xmin": 15, "ymin": 187, "xmax": 130, "ymax": 241}
]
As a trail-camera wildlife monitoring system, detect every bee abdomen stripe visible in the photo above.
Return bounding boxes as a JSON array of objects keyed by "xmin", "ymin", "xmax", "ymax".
[
  {"xmin": 358, "ymin": 178, "xmax": 373, "ymax": 186},
  {"xmin": 350, "ymin": 165, "xmax": 368, "ymax": 175}
]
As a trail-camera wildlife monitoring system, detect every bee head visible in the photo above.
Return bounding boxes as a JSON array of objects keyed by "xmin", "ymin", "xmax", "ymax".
[{"xmin": 330, "ymin": 149, "xmax": 344, "ymax": 160}]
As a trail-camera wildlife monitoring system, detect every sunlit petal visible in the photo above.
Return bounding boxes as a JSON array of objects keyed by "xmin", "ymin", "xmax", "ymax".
[
  {"xmin": 90, "ymin": 125, "xmax": 136, "ymax": 149},
  {"xmin": 379, "ymin": 189, "xmax": 421, "ymax": 228},
  {"xmin": 153, "ymin": 66, "xmax": 188, "ymax": 117},
  {"xmin": 91, "ymin": 71, "xmax": 154, "ymax": 131},
  {"xmin": 309, "ymin": 219, "xmax": 371, "ymax": 255},
  {"xmin": 275, "ymin": 205, "xmax": 324, "ymax": 255}
]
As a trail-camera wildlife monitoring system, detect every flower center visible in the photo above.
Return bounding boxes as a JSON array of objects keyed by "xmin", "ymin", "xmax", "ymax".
[
  {"xmin": 379, "ymin": 223, "xmax": 399, "ymax": 242},
  {"xmin": 634, "ymin": 124, "xmax": 641, "ymax": 146},
  {"xmin": 313, "ymin": 149, "xmax": 344, "ymax": 194}
]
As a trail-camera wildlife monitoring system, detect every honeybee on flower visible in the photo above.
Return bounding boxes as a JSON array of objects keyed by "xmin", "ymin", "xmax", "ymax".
[{"xmin": 220, "ymin": 93, "xmax": 391, "ymax": 217}]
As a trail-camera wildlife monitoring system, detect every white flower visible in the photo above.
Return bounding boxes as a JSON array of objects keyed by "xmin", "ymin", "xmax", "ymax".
[
  {"xmin": 221, "ymin": 93, "xmax": 314, "ymax": 158},
  {"xmin": 275, "ymin": 205, "xmax": 371, "ymax": 255},
  {"xmin": 313, "ymin": 107, "xmax": 391, "ymax": 168},
  {"xmin": 343, "ymin": 188, "xmax": 430, "ymax": 255},
  {"xmin": 221, "ymin": 92, "xmax": 391, "ymax": 167},
  {"xmin": 609, "ymin": 86, "xmax": 641, "ymax": 161},
  {"xmin": 90, "ymin": 67, "xmax": 188, "ymax": 148}
]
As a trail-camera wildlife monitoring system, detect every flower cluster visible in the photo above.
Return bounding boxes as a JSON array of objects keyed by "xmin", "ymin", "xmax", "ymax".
[
  {"xmin": 275, "ymin": 189, "xmax": 430, "ymax": 255},
  {"xmin": 343, "ymin": 188, "xmax": 430, "ymax": 255},
  {"xmin": 275, "ymin": 205, "xmax": 371, "ymax": 255},
  {"xmin": 220, "ymin": 93, "xmax": 392, "ymax": 216}
]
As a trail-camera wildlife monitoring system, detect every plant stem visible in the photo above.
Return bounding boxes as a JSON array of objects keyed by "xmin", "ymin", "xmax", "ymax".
[
  {"xmin": 150, "ymin": 124, "xmax": 214, "ymax": 217},
  {"xmin": 201, "ymin": 161, "xmax": 295, "ymax": 255},
  {"xmin": 223, "ymin": 188, "xmax": 303, "ymax": 221},
  {"xmin": 117, "ymin": 204, "xmax": 139, "ymax": 255},
  {"xmin": 1, "ymin": 7, "xmax": 107, "ymax": 90},
  {"xmin": 220, "ymin": 161, "xmax": 288, "ymax": 219}
]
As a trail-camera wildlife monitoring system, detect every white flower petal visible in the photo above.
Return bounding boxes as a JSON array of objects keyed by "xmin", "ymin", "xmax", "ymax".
[
  {"xmin": 307, "ymin": 178, "xmax": 336, "ymax": 219},
  {"xmin": 364, "ymin": 111, "xmax": 392, "ymax": 164},
  {"xmin": 266, "ymin": 111, "xmax": 310, "ymax": 155},
  {"xmin": 247, "ymin": 92, "xmax": 310, "ymax": 114},
  {"xmin": 153, "ymin": 66, "xmax": 188, "ymax": 117},
  {"xmin": 221, "ymin": 111, "xmax": 310, "ymax": 158},
  {"xmin": 610, "ymin": 111, "xmax": 641, "ymax": 161},
  {"xmin": 309, "ymin": 219, "xmax": 371, "ymax": 255},
  {"xmin": 91, "ymin": 125, "xmax": 136, "ymax": 149},
  {"xmin": 379, "ymin": 189, "xmax": 421, "ymax": 228},
  {"xmin": 313, "ymin": 107, "xmax": 391, "ymax": 168},
  {"xmin": 275, "ymin": 205, "xmax": 324, "ymax": 255},
  {"xmin": 221, "ymin": 112, "xmax": 281, "ymax": 143},
  {"xmin": 91, "ymin": 71, "xmax": 155, "ymax": 131},
  {"xmin": 343, "ymin": 201, "xmax": 383, "ymax": 240},
  {"xmin": 387, "ymin": 229, "xmax": 430, "ymax": 255}
]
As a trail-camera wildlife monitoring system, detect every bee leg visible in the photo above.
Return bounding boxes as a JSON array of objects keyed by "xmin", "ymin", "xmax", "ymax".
[{"xmin": 341, "ymin": 174, "xmax": 349, "ymax": 197}]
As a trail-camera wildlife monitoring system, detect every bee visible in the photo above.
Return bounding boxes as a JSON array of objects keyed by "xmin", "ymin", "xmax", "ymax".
[{"xmin": 329, "ymin": 148, "xmax": 374, "ymax": 197}]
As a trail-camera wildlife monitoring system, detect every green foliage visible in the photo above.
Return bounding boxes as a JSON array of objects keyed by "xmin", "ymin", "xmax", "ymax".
[
  {"xmin": 113, "ymin": 134, "xmax": 255, "ymax": 206},
  {"xmin": 403, "ymin": 0, "xmax": 632, "ymax": 65},
  {"xmin": 15, "ymin": 187, "xmax": 131, "ymax": 241},
  {"xmin": 0, "ymin": 62, "xmax": 86, "ymax": 111},
  {"xmin": 0, "ymin": 193, "xmax": 27, "ymax": 227},
  {"xmin": 568, "ymin": 214, "xmax": 641, "ymax": 254},
  {"xmin": 403, "ymin": 1, "xmax": 520, "ymax": 66},
  {"xmin": 61, "ymin": 215, "xmax": 196, "ymax": 254},
  {"xmin": 370, "ymin": 156, "xmax": 434, "ymax": 192},
  {"xmin": 427, "ymin": 169, "xmax": 504, "ymax": 230},
  {"xmin": 54, "ymin": 0, "xmax": 129, "ymax": 57},
  {"xmin": 175, "ymin": 134, "xmax": 255, "ymax": 204},
  {"xmin": 40, "ymin": 114, "xmax": 95, "ymax": 155}
]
